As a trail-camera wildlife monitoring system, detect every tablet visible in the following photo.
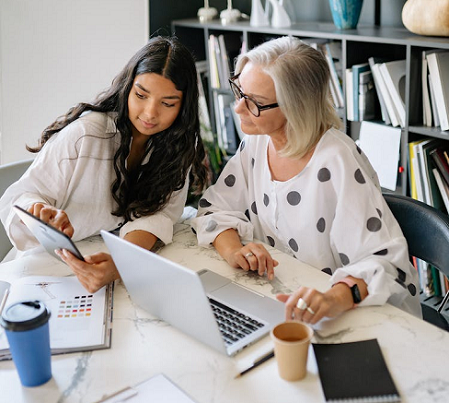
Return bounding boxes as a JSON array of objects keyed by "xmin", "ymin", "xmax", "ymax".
[{"xmin": 13, "ymin": 205, "xmax": 85, "ymax": 262}]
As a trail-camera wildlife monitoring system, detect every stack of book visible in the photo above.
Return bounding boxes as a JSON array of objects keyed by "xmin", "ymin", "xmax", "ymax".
[
  {"xmin": 407, "ymin": 139, "xmax": 449, "ymax": 298},
  {"xmin": 422, "ymin": 50, "xmax": 449, "ymax": 131}
]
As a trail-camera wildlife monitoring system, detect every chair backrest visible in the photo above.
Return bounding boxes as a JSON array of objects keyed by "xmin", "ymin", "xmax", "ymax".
[
  {"xmin": 0, "ymin": 158, "xmax": 34, "ymax": 260},
  {"xmin": 384, "ymin": 193, "xmax": 449, "ymax": 330}
]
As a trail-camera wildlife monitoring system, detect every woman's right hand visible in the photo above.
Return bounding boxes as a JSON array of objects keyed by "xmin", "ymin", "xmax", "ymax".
[
  {"xmin": 28, "ymin": 203, "xmax": 74, "ymax": 238},
  {"xmin": 224, "ymin": 242, "xmax": 278, "ymax": 281},
  {"xmin": 55, "ymin": 249, "xmax": 120, "ymax": 293}
]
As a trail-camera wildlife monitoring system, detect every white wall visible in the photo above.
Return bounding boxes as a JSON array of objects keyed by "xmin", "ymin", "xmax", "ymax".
[{"xmin": 0, "ymin": 0, "xmax": 149, "ymax": 164}]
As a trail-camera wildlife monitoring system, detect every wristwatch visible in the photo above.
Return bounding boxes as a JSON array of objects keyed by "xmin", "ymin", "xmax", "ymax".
[{"xmin": 335, "ymin": 278, "xmax": 362, "ymax": 308}]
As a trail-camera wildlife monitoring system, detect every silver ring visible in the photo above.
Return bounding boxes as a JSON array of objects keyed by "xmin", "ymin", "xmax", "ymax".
[
  {"xmin": 245, "ymin": 252, "xmax": 254, "ymax": 258},
  {"xmin": 296, "ymin": 298, "xmax": 307, "ymax": 310},
  {"xmin": 307, "ymin": 307, "xmax": 315, "ymax": 315}
]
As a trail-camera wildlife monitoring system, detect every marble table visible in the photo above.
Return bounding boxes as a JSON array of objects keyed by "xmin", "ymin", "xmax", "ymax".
[{"xmin": 0, "ymin": 208, "xmax": 448, "ymax": 403}]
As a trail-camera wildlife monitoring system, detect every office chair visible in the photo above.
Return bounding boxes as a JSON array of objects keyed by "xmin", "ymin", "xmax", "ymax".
[
  {"xmin": 0, "ymin": 158, "xmax": 34, "ymax": 260},
  {"xmin": 384, "ymin": 193, "xmax": 449, "ymax": 331}
]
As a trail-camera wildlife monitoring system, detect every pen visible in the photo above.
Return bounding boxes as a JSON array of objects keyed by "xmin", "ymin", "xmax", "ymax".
[{"xmin": 234, "ymin": 350, "xmax": 275, "ymax": 379}]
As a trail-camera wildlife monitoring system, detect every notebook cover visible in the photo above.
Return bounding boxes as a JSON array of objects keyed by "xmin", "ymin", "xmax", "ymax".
[{"xmin": 313, "ymin": 339, "xmax": 400, "ymax": 403}]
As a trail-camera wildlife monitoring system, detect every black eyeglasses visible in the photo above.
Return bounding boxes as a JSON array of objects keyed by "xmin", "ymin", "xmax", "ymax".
[{"xmin": 228, "ymin": 74, "xmax": 279, "ymax": 117}]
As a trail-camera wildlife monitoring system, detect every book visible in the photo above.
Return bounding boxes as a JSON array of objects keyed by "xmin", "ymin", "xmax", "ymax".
[
  {"xmin": 428, "ymin": 73, "xmax": 441, "ymax": 127},
  {"xmin": 370, "ymin": 60, "xmax": 400, "ymax": 127},
  {"xmin": 430, "ymin": 146, "xmax": 449, "ymax": 187},
  {"xmin": 422, "ymin": 50, "xmax": 445, "ymax": 127},
  {"xmin": 323, "ymin": 43, "xmax": 344, "ymax": 108},
  {"xmin": 217, "ymin": 34, "xmax": 231, "ymax": 87},
  {"xmin": 351, "ymin": 62, "xmax": 370, "ymax": 121},
  {"xmin": 0, "ymin": 275, "xmax": 113, "ymax": 360},
  {"xmin": 94, "ymin": 373, "xmax": 197, "ymax": 403},
  {"xmin": 433, "ymin": 168, "xmax": 449, "ymax": 213},
  {"xmin": 414, "ymin": 142, "xmax": 427, "ymax": 203},
  {"xmin": 313, "ymin": 339, "xmax": 400, "ymax": 403},
  {"xmin": 368, "ymin": 56, "xmax": 391, "ymax": 125},
  {"xmin": 208, "ymin": 35, "xmax": 220, "ymax": 89},
  {"xmin": 416, "ymin": 139, "xmax": 441, "ymax": 207},
  {"xmin": 379, "ymin": 60, "xmax": 406, "ymax": 128},
  {"xmin": 408, "ymin": 139, "xmax": 426, "ymax": 200},
  {"xmin": 345, "ymin": 68, "xmax": 354, "ymax": 121},
  {"xmin": 358, "ymin": 70, "xmax": 376, "ymax": 121},
  {"xmin": 427, "ymin": 51, "xmax": 449, "ymax": 131}
]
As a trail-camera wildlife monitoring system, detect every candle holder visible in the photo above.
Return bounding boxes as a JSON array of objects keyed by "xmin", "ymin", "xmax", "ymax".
[{"xmin": 197, "ymin": 0, "xmax": 218, "ymax": 23}]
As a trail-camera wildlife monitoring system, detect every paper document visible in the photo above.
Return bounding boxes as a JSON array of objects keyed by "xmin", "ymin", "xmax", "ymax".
[
  {"xmin": 359, "ymin": 121, "xmax": 401, "ymax": 191},
  {"xmin": 95, "ymin": 373, "xmax": 197, "ymax": 403}
]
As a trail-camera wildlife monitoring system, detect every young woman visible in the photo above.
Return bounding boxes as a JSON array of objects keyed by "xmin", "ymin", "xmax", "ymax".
[
  {"xmin": 0, "ymin": 36, "xmax": 208, "ymax": 293},
  {"xmin": 192, "ymin": 36, "xmax": 421, "ymax": 324}
]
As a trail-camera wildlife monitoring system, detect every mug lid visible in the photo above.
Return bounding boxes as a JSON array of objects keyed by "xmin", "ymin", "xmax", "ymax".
[{"xmin": 1, "ymin": 300, "xmax": 51, "ymax": 331}]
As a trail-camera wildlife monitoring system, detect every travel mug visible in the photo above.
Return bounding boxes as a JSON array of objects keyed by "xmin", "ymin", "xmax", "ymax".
[{"xmin": 1, "ymin": 300, "xmax": 52, "ymax": 387}]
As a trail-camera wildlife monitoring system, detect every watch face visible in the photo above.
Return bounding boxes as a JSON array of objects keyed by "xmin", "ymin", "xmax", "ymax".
[{"xmin": 352, "ymin": 284, "xmax": 362, "ymax": 304}]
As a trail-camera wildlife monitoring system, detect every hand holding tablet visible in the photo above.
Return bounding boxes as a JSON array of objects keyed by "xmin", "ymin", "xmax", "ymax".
[{"xmin": 13, "ymin": 205, "xmax": 84, "ymax": 262}]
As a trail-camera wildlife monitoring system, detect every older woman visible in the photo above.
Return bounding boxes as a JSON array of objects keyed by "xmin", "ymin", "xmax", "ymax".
[{"xmin": 192, "ymin": 36, "xmax": 420, "ymax": 324}]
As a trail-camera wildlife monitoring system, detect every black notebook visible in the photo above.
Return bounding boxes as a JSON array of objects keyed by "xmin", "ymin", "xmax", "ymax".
[{"xmin": 313, "ymin": 339, "xmax": 400, "ymax": 403}]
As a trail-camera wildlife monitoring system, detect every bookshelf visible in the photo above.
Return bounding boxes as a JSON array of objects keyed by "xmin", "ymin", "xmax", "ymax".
[
  {"xmin": 173, "ymin": 17, "xmax": 449, "ymax": 321},
  {"xmin": 172, "ymin": 18, "xmax": 449, "ymax": 195}
]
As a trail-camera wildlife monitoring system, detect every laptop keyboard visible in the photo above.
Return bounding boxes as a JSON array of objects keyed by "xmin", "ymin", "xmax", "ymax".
[{"xmin": 209, "ymin": 298, "xmax": 265, "ymax": 346}]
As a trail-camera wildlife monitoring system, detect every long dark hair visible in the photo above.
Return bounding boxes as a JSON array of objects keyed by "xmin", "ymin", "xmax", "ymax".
[{"xmin": 27, "ymin": 36, "xmax": 208, "ymax": 222}]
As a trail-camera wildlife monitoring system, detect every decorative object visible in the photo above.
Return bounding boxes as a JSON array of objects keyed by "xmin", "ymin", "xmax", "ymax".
[
  {"xmin": 197, "ymin": 0, "xmax": 217, "ymax": 23},
  {"xmin": 402, "ymin": 0, "xmax": 449, "ymax": 37},
  {"xmin": 328, "ymin": 0, "xmax": 364, "ymax": 30},
  {"xmin": 281, "ymin": 0, "xmax": 296, "ymax": 23},
  {"xmin": 250, "ymin": 0, "xmax": 269, "ymax": 27},
  {"xmin": 267, "ymin": 0, "xmax": 291, "ymax": 28},
  {"xmin": 220, "ymin": 0, "xmax": 242, "ymax": 25}
]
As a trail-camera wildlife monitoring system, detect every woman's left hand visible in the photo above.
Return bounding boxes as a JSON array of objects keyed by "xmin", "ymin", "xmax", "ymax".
[
  {"xmin": 55, "ymin": 249, "xmax": 120, "ymax": 293},
  {"xmin": 276, "ymin": 285, "xmax": 354, "ymax": 325}
]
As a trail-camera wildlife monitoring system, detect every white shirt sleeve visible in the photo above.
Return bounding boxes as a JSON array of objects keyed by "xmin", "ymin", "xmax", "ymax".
[
  {"xmin": 119, "ymin": 179, "xmax": 189, "ymax": 245},
  {"xmin": 0, "ymin": 125, "xmax": 81, "ymax": 250},
  {"xmin": 321, "ymin": 139, "xmax": 420, "ymax": 315},
  {"xmin": 192, "ymin": 139, "xmax": 254, "ymax": 247}
]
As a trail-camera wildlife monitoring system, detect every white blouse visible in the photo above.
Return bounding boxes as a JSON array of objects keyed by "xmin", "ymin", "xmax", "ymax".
[
  {"xmin": 192, "ymin": 128, "xmax": 421, "ymax": 317},
  {"xmin": 0, "ymin": 111, "xmax": 188, "ymax": 253}
]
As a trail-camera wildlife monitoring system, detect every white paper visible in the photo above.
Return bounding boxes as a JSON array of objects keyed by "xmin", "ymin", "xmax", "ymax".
[
  {"xmin": 97, "ymin": 374, "xmax": 196, "ymax": 403},
  {"xmin": 359, "ymin": 121, "xmax": 401, "ymax": 191}
]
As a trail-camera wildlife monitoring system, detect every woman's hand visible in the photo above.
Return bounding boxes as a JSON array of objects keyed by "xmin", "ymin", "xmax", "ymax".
[
  {"xmin": 224, "ymin": 242, "xmax": 279, "ymax": 281},
  {"xmin": 276, "ymin": 282, "xmax": 360, "ymax": 325},
  {"xmin": 55, "ymin": 249, "xmax": 120, "ymax": 293},
  {"xmin": 213, "ymin": 229, "xmax": 278, "ymax": 280},
  {"xmin": 28, "ymin": 203, "xmax": 74, "ymax": 238}
]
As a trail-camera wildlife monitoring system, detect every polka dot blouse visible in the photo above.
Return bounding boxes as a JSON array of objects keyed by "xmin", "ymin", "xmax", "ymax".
[{"xmin": 192, "ymin": 128, "xmax": 421, "ymax": 317}]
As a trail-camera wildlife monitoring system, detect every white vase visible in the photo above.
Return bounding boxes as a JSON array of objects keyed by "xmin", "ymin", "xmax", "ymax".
[
  {"xmin": 250, "ymin": 0, "xmax": 269, "ymax": 27},
  {"xmin": 280, "ymin": 0, "xmax": 296, "ymax": 23},
  {"xmin": 267, "ymin": 0, "xmax": 291, "ymax": 28}
]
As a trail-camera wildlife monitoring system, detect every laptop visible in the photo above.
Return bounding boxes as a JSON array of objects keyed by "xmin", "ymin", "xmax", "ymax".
[
  {"xmin": 13, "ymin": 205, "xmax": 85, "ymax": 262},
  {"xmin": 101, "ymin": 230, "xmax": 284, "ymax": 356}
]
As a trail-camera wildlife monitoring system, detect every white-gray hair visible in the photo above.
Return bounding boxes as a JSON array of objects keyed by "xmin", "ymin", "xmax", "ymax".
[{"xmin": 234, "ymin": 36, "xmax": 342, "ymax": 158}]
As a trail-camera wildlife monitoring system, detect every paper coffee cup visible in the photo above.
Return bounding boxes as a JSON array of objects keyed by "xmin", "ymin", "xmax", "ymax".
[
  {"xmin": 1, "ymin": 300, "xmax": 52, "ymax": 387},
  {"xmin": 271, "ymin": 320, "xmax": 313, "ymax": 381}
]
